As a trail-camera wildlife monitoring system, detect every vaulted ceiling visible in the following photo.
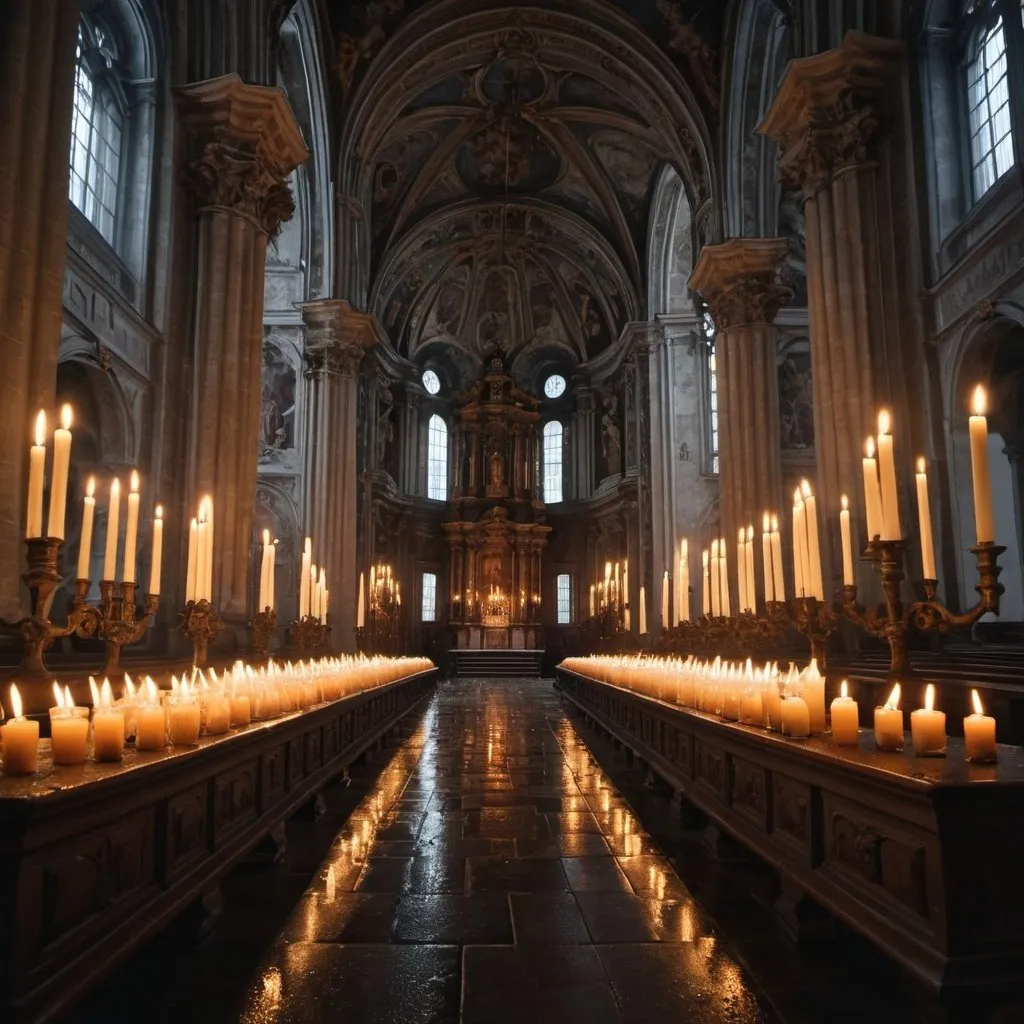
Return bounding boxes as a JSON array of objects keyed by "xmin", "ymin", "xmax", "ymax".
[{"xmin": 334, "ymin": 0, "xmax": 719, "ymax": 376}]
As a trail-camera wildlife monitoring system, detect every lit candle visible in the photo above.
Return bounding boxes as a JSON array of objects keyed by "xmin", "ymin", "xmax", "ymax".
[
  {"xmin": 102, "ymin": 478, "xmax": 121, "ymax": 581},
  {"xmin": 639, "ymin": 585, "xmax": 647, "ymax": 634},
  {"xmin": 874, "ymin": 683, "xmax": 904, "ymax": 751},
  {"xmin": 357, "ymin": 571, "xmax": 366, "ymax": 628},
  {"xmin": 201, "ymin": 495, "xmax": 214, "ymax": 602},
  {"xmin": 862, "ymin": 437, "xmax": 884, "ymax": 542},
  {"xmin": 230, "ymin": 685, "xmax": 251, "ymax": 727},
  {"xmin": 46, "ymin": 404, "xmax": 73, "ymax": 540},
  {"xmin": 136, "ymin": 679, "xmax": 167, "ymax": 752},
  {"xmin": 964, "ymin": 689, "xmax": 997, "ymax": 762},
  {"xmin": 588, "ymin": 583, "xmax": 595, "ymax": 619},
  {"xmin": 876, "ymin": 411, "xmax": 901, "ymax": 541},
  {"xmin": 792, "ymin": 488, "xmax": 807, "ymax": 598},
  {"xmin": 801, "ymin": 659, "xmax": 827, "ymax": 734},
  {"xmin": 677, "ymin": 543, "xmax": 689, "ymax": 622},
  {"xmin": 92, "ymin": 678, "xmax": 125, "ymax": 762},
  {"xmin": 77, "ymin": 476, "xmax": 96, "ymax": 580},
  {"xmin": 196, "ymin": 512, "xmax": 208, "ymax": 603},
  {"xmin": 300, "ymin": 537, "xmax": 312, "ymax": 618},
  {"xmin": 269, "ymin": 539, "xmax": 277, "ymax": 611},
  {"xmin": 205, "ymin": 690, "xmax": 231, "ymax": 735},
  {"xmin": 149, "ymin": 505, "xmax": 163, "ymax": 595},
  {"xmin": 780, "ymin": 696, "xmax": 810, "ymax": 738},
  {"xmin": 50, "ymin": 683, "xmax": 89, "ymax": 765},
  {"xmin": 702, "ymin": 549, "xmax": 710, "ymax": 616},
  {"xmin": 739, "ymin": 687, "xmax": 763, "ymax": 726},
  {"xmin": 915, "ymin": 457, "xmax": 937, "ymax": 580},
  {"xmin": 122, "ymin": 470, "xmax": 140, "ymax": 583},
  {"xmin": 168, "ymin": 689, "xmax": 201, "ymax": 746},
  {"xmin": 761, "ymin": 513, "xmax": 774, "ymax": 603},
  {"xmin": 839, "ymin": 495, "xmax": 854, "ymax": 587},
  {"xmin": 968, "ymin": 385, "xmax": 994, "ymax": 545},
  {"xmin": 910, "ymin": 683, "xmax": 946, "ymax": 757},
  {"xmin": 710, "ymin": 539, "xmax": 721, "ymax": 616},
  {"xmin": 737, "ymin": 527, "xmax": 748, "ymax": 612},
  {"xmin": 186, "ymin": 516, "xmax": 198, "ymax": 602},
  {"xmin": 801, "ymin": 481, "xmax": 823, "ymax": 601},
  {"xmin": 770, "ymin": 515, "xmax": 785, "ymax": 601},
  {"xmin": 26, "ymin": 411, "xmax": 46, "ymax": 538},
  {"xmin": 745, "ymin": 525, "xmax": 756, "ymax": 612},
  {"xmin": 830, "ymin": 680, "xmax": 859, "ymax": 746},
  {"xmin": 719, "ymin": 537, "xmax": 731, "ymax": 618},
  {"xmin": 259, "ymin": 529, "xmax": 271, "ymax": 610},
  {"xmin": 2, "ymin": 684, "xmax": 39, "ymax": 774},
  {"xmin": 661, "ymin": 570, "xmax": 669, "ymax": 629},
  {"xmin": 318, "ymin": 567, "xmax": 327, "ymax": 622}
]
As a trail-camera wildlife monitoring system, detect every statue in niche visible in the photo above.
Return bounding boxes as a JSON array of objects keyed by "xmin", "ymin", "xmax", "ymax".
[
  {"xmin": 261, "ymin": 387, "xmax": 284, "ymax": 449},
  {"xmin": 601, "ymin": 394, "xmax": 622, "ymax": 477},
  {"xmin": 779, "ymin": 353, "xmax": 814, "ymax": 450},
  {"xmin": 486, "ymin": 435, "xmax": 505, "ymax": 487},
  {"xmin": 259, "ymin": 340, "xmax": 296, "ymax": 456},
  {"xmin": 377, "ymin": 399, "xmax": 394, "ymax": 467},
  {"xmin": 778, "ymin": 185, "xmax": 808, "ymax": 307}
]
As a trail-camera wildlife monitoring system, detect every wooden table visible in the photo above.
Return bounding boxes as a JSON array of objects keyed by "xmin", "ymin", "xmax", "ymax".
[
  {"xmin": 555, "ymin": 667, "xmax": 1024, "ymax": 1020},
  {"xmin": 0, "ymin": 668, "xmax": 437, "ymax": 1023}
]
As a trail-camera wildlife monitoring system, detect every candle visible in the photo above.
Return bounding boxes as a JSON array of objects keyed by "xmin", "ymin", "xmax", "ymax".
[
  {"xmin": 874, "ymin": 683, "xmax": 904, "ymax": 751},
  {"xmin": 186, "ymin": 517, "xmax": 198, "ymax": 602},
  {"xmin": 677, "ymin": 543, "xmax": 688, "ymax": 623},
  {"xmin": 793, "ymin": 489, "xmax": 807, "ymax": 598},
  {"xmin": 910, "ymin": 683, "xmax": 946, "ymax": 756},
  {"xmin": 2, "ymin": 685, "xmax": 39, "ymax": 774},
  {"xmin": 839, "ymin": 495, "xmax": 854, "ymax": 587},
  {"xmin": 123, "ymin": 470, "xmax": 140, "ymax": 583},
  {"xmin": 719, "ymin": 538, "xmax": 731, "ymax": 617},
  {"xmin": 830, "ymin": 680, "xmax": 859, "ymax": 746},
  {"xmin": 259, "ymin": 529, "xmax": 271, "ymax": 610},
  {"xmin": 661, "ymin": 571, "xmax": 669, "ymax": 628},
  {"xmin": 702, "ymin": 549, "xmax": 710, "ymax": 616},
  {"xmin": 202, "ymin": 495, "xmax": 214, "ymax": 602},
  {"xmin": 102, "ymin": 477, "xmax": 121, "ymax": 581},
  {"xmin": 136, "ymin": 679, "xmax": 167, "ymax": 751},
  {"xmin": 739, "ymin": 688, "xmax": 763, "ymax": 726},
  {"xmin": 801, "ymin": 481, "xmax": 823, "ymax": 601},
  {"xmin": 964, "ymin": 689, "xmax": 997, "ymax": 762},
  {"xmin": 205, "ymin": 691, "xmax": 231, "ymax": 735},
  {"xmin": 300, "ymin": 537, "xmax": 312, "ymax": 618},
  {"xmin": 77, "ymin": 476, "xmax": 96, "ymax": 580},
  {"xmin": 801, "ymin": 659, "xmax": 827, "ymax": 734},
  {"xmin": 169, "ymin": 696, "xmax": 201, "ymax": 746},
  {"xmin": 51, "ymin": 707, "xmax": 90, "ymax": 765},
  {"xmin": 780, "ymin": 696, "xmax": 810, "ymax": 738},
  {"xmin": 230, "ymin": 688, "xmax": 251, "ymax": 727},
  {"xmin": 764, "ymin": 680, "xmax": 782, "ymax": 732},
  {"xmin": 968, "ymin": 385, "xmax": 994, "ymax": 544},
  {"xmin": 90, "ymin": 677, "xmax": 124, "ymax": 762},
  {"xmin": 149, "ymin": 505, "xmax": 163, "ymax": 595},
  {"xmin": 639, "ymin": 585, "xmax": 647, "ymax": 634},
  {"xmin": 318, "ymin": 567, "xmax": 327, "ymax": 622},
  {"xmin": 26, "ymin": 411, "xmax": 46, "ymax": 538},
  {"xmin": 745, "ymin": 525, "xmax": 756, "ymax": 612},
  {"xmin": 862, "ymin": 437, "xmax": 884, "ymax": 542},
  {"xmin": 710, "ymin": 539, "xmax": 721, "ymax": 616},
  {"xmin": 770, "ymin": 515, "xmax": 785, "ymax": 601},
  {"xmin": 358, "ymin": 571, "xmax": 366, "ymax": 628},
  {"xmin": 737, "ymin": 527, "xmax": 748, "ymax": 612},
  {"xmin": 761, "ymin": 513, "xmax": 774, "ymax": 602},
  {"xmin": 876, "ymin": 411, "xmax": 901, "ymax": 541},
  {"xmin": 46, "ymin": 404, "xmax": 73, "ymax": 540},
  {"xmin": 915, "ymin": 458, "xmax": 937, "ymax": 580},
  {"xmin": 269, "ymin": 539, "xmax": 277, "ymax": 610}
]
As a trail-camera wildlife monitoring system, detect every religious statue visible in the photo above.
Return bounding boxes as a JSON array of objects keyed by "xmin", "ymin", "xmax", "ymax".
[
  {"xmin": 601, "ymin": 394, "xmax": 622, "ymax": 477},
  {"xmin": 377, "ymin": 398, "xmax": 394, "ymax": 467},
  {"xmin": 261, "ymin": 387, "xmax": 284, "ymax": 449}
]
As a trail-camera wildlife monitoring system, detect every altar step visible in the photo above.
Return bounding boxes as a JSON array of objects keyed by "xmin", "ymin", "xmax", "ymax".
[{"xmin": 452, "ymin": 649, "xmax": 544, "ymax": 678}]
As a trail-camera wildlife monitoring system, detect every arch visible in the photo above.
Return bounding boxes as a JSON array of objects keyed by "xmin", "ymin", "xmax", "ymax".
[
  {"xmin": 647, "ymin": 164, "xmax": 694, "ymax": 318},
  {"xmin": 427, "ymin": 414, "xmax": 449, "ymax": 501},
  {"xmin": 543, "ymin": 420, "xmax": 564, "ymax": 504}
]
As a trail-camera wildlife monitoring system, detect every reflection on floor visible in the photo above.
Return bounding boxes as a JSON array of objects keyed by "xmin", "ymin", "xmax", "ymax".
[{"xmin": 237, "ymin": 678, "xmax": 907, "ymax": 1023}]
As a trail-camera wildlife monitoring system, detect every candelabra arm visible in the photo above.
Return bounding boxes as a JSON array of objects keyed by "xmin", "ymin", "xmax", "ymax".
[{"xmin": 907, "ymin": 543, "xmax": 1005, "ymax": 635}]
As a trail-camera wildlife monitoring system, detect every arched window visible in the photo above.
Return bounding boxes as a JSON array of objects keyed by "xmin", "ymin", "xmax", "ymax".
[
  {"xmin": 964, "ymin": 2, "xmax": 1016, "ymax": 200},
  {"xmin": 421, "ymin": 572, "xmax": 437, "ymax": 622},
  {"xmin": 543, "ymin": 420, "xmax": 563, "ymax": 503},
  {"xmin": 69, "ymin": 21, "xmax": 125, "ymax": 244},
  {"xmin": 702, "ymin": 309, "xmax": 719, "ymax": 475},
  {"xmin": 427, "ymin": 414, "xmax": 448, "ymax": 500}
]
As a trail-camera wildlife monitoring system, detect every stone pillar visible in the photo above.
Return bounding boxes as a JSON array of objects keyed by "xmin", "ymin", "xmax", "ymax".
[
  {"xmin": 177, "ymin": 75, "xmax": 307, "ymax": 627},
  {"xmin": 759, "ymin": 32, "xmax": 904, "ymax": 586},
  {"xmin": 574, "ymin": 390, "xmax": 596, "ymax": 500},
  {"xmin": 690, "ymin": 239, "xmax": 789, "ymax": 578},
  {"xmin": 0, "ymin": 2, "xmax": 78, "ymax": 617},
  {"xmin": 299, "ymin": 299, "xmax": 381, "ymax": 651}
]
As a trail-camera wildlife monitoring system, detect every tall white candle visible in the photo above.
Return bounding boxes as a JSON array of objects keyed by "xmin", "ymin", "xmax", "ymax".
[
  {"xmin": 746, "ymin": 525, "xmax": 756, "ymax": 611},
  {"xmin": 26, "ymin": 411, "xmax": 46, "ymax": 538},
  {"xmin": 802, "ymin": 481, "xmax": 823, "ymax": 601},
  {"xmin": 149, "ymin": 505, "xmax": 163, "ymax": 595},
  {"xmin": 358, "ymin": 571, "xmax": 366, "ymax": 628},
  {"xmin": 862, "ymin": 437, "xmax": 884, "ymax": 542},
  {"xmin": 839, "ymin": 495, "xmax": 854, "ymax": 587},
  {"xmin": 269, "ymin": 539, "xmax": 276, "ymax": 611},
  {"xmin": 46, "ymin": 404, "xmax": 73, "ymax": 540},
  {"xmin": 679, "ymin": 541, "xmax": 689, "ymax": 622},
  {"xmin": 638, "ymin": 585, "xmax": 647, "ymax": 634},
  {"xmin": 968, "ymin": 385, "xmax": 994, "ymax": 544},
  {"xmin": 770, "ymin": 515, "xmax": 785, "ymax": 601},
  {"xmin": 710, "ymin": 538, "xmax": 721, "ymax": 616},
  {"xmin": 201, "ymin": 496, "xmax": 214, "ymax": 602},
  {"xmin": 77, "ymin": 476, "xmax": 96, "ymax": 580},
  {"xmin": 737, "ymin": 527, "xmax": 748, "ymax": 611},
  {"xmin": 102, "ymin": 478, "xmax": 121, "ymax": 581},
  {"xmin": 300, "ymin": 537, "xmax": 312, "ymax": 618},
  {"xmin": 122, "ymin": 470, "xmax": 140, "ymax": 583},
  {"xmin": 876, "ymin": 411, "xmax": 901, "ymax": 541},
  {"xmin": 196, "ymin": 517, "xmax": 208, "ymax": 603},
  {"xmin": 761, "ymin": 513, "xmax": 774, "ymax": 602},
  {"xmin": 792, "ymin": 490, "xmax": 806, "ymax": 598},
  {"xmin": 259, "ymin": 529, "xmax": 271, "ymax": 610},
  {"xmin": 702, "ymin": 549, "xmax": 710, "ymax": 616},
  {"xmin": 915, "ymin": 458, "xmax": 937, "ymax": 580},
  {"xmin": 318, "ymin": 567, "xmax": 327, "ymax": 622},
  {"xmin": 719, "ymin": 538, "xmax": 731, "ymax": 617},
  {"xmin": 661, "ymin": 570, "xmax": 669, "ymax": 629},
  {"xmin": 185, "ymin": 516, "xmax": 198, "ymax": 602}
]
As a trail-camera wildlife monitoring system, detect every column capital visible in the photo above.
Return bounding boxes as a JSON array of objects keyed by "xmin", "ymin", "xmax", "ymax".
[
  {"xmin": 176, "ymin": 73, "xmax": 308, "ymax": 235},
  {"xmin": 689, "ymin": 238, "xmax": 790, "ymax": 330},
  {"xmin": 299, "ymin": 299, "xmax": 383, "ymax": 378},
  {"xmin": 757, "ymin": 31, "xmax": 904, "ymax": 193}
]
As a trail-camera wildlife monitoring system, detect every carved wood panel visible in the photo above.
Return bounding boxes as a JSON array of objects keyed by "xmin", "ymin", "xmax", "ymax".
[
  {"xmin": 261, "ymin": 744, "xmax": 289, "ymax": 811},
  {"xmin": 212, "ymin": 761, "xmax": 258, "ymax": 847},
  {"xmin": 770, "ymin": 774, "xmax": 816, "ymax": 862},
  {"xmin": 164, "ymin": 784, "xmax": 209, "ymax": 881},
  {"xmin": 729, "ymin": 756, "xmax": 768, "ymax": 831},
  {"xmin": 694, "ymin": 739, "xmax": 727, "ymax": 801}
]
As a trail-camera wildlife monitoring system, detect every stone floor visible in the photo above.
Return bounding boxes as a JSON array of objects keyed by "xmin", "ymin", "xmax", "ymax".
[{"xmin": 68, "ymin": 678, "xmax": 911, "ymax": 1023}]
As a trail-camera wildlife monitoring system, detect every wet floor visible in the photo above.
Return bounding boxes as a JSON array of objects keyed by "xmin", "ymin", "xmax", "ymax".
[{"xmin": 238, "ymin": 678, "xmax": 782, "ymax": 1024}]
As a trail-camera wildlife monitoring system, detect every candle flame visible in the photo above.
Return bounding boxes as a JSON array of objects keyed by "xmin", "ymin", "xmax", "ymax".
[
  {"xmin": 53, "ymin": 680, "xmax": 64, "ymax": 708},
  {"xmin": 87, "ymin": 476, "xmax": 96, "ymax": 499},
  {"xmin": 747, "ymin": 524, "xmax": 754, "ymax": 541},
  {"xmin": 130, "ymin": 470, "xmax": 139, "ymax": 492},
  {"xmin": 111, "ymin": 477, "xmax": 120, "ymax": 497},
  {"xmin": 971, "ymin": 384, "xmax": 987, "ymax": 417},
  {"xmin": 60, "ymin": 404, "xmax": 72, "ymax": 431},
  {"xmin": 841, "ymin": 680, "xmax": 848, "ymax": 700},
  {"xmin": 711, "ymin": 538, "xmax": 719, "ymax": 556},
  {"xmin": 800, "ymin": 479, "xmax": 811, "ymax": 498},
  {"xmin": 793, "ymin": 487, "xmax": 802, "ymax": 505},
  {"xmin": 971, "ymin": 689, "xmax": 984, "ymax": 716},
  {"xmin": 100, "ymin": 677, "xmax": 113, "ymax": 707},
  {"xmin": 155, "ymin": 504, "xmax": 163, "ymax": 519},
  {"xmin": 10, "ymin": 683, "xmax": 23, "ymax": 719},
  {"xmin": 884, "ymin": 682, "xmax": 901, "ymax": 710},
  {"xmin": 89, "ymin": 676, "xmax": 100, "ymax": 708},
  {"xmin": 771, "ymin": 514, "xmax": 779, "ymax": 532},
  {"xmin": 924, "ymin": 683, "xmax": 935, "ymax": 713},
  {"xmin": 702, "ymin": 549, "xmax": 709, "ymax": 566},
  {"xmin": 865, "ymin": 437, "xmax": 876, "ymax": 459},
  {"xmin": 64, "ymin": 684, "xmax": 73, "ymax": 708},
  {"xmin": 34, "ymin": 410, "xmax": 46, "ymax": 447},
  {"xmin": 878, "ymin": 409, "xmax": 891, "ymax": 435},
  {"xmin": 737, "ymin": 526, "xmax": 745, "ymax": 544},
  {"xmin": 762, "ymin": 511, "xmax": 770, "ymax": 532},
  {"xmin": 841, "ymin": 494, "xmax": 848, "ymax": 511},
  {"xmin": 263, "ymin": 528, "xmax": 270, "ymax": 545}
]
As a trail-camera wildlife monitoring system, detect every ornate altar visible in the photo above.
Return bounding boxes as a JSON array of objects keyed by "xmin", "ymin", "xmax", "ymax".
[{"xmin": 446, "ymin": 350, "xmax": 550, "ymax": 651}]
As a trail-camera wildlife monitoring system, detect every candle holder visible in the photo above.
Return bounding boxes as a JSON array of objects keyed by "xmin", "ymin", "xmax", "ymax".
[
  {"xmin": 72, "ymin": 578, "xmax": 160, "ymax": 675},
  {"xmin": 287, "ymin": 614, "xmax": 329, "ymax": 657},
  {"xmin": 910, "ymin": 542, "xmax": 1005, "ymax": 634},
  {"xmin": 789, "ymin": 595, "xmax": 838, "ymax": 669},
  {"xmin": 180, "ymin": 598, "xmax": 223, "ymax": 667},
  {"xmin": 248, "ymin": 608, "xmax": 278, "ymax": 662}
]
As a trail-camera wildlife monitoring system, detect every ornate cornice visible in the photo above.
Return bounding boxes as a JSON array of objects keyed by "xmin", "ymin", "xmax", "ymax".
[
  {"xmin": 689, "ymin": 238, "xmax": 790, "ymax": 330},
  {"xmin": 299, "ymin": 299, "xmax": 383, "ymax": 379}
]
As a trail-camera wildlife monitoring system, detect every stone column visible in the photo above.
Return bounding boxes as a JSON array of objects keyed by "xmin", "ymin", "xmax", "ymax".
[
  {"xmin": 0, "ymin": 2, "xmax": 78, "ymax": 617},
  {"xmin": 690, "ymin": 239, "xmax": 789, "ymax": 572},
  {"xmin": 177, "ymin": 75, "xmax": 307, "ymax": 627},
  {"xmin": 299, "ymin": 299, "xmax": 381, "ymax": 652},
  {"xmin": 759, "ymin": 32, "xmax": 904, "ymax": 585},
  {"xmin": 574, "ymin": 390, "xmax": 596, "ymax": 500}
]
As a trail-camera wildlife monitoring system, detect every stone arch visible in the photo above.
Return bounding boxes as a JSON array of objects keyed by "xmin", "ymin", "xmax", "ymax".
[{"xmin": 647, "ymin": 164, "xmax": 694, "ymax": 318}]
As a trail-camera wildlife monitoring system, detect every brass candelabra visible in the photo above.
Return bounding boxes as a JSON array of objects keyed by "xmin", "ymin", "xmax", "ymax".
[
  {"xmin": 72, "ymin": 577, "xmax": 160, "ymax": 675},
  {"xmin": 248, "ymin": 608, "xmax": 278, "ymax": 662},
  {"xmin": 789, "ymin": 595, "xmax": 839, "ymax": 668},
  {"xmin": 287, "ymin": 614, "xmax": 330, "ymax": 656},
  {"xmin": 180, "ymin": 598, "xmax": 223, "ymax": 667},
  {"xmin": 841, "ymin": 538, "xmax": 1005, "ymax": 679}
]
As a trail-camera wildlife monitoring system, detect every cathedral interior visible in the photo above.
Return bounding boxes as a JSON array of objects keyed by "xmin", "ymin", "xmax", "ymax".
[{"xmin": 2, "ymin": 1, "xmax": 1024, "ymax": 1021}]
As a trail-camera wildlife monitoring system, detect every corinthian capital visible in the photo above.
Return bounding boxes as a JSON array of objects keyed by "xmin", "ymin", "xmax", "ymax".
[
  {"xmin": 689, "ymin": 238, "xmax": 790, "ymax": 330},
  {"xmin": 300, "ymin": 299, "xmax": 383, "ymax": 379},
  {"xmin": 176, "ymin": 73, "xmax": 308, "ymax": 235}
]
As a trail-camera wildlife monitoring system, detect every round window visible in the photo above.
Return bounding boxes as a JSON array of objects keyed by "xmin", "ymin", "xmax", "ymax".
[
  {"xmin": 544, "ymin": 374, "xmax": 567, "ymax": 399},
  {"xmin": 422, "ymin": 369, "xmax": 441, "ymax": 395}
]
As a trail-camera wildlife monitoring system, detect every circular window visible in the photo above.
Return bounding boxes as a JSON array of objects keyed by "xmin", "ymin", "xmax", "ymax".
[
  {"xmin": 422, "ymin": 369, "xmax": 441, "ymax": 395},
  {"xmin": 543, "ymin": 374, "xmax": 567, "ymax": 399}
]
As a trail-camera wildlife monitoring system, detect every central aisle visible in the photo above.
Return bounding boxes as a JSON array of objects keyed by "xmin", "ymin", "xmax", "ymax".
[{"xmin": 240, "ymin": 678, "xmax": 773, "ymax": 1023}]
